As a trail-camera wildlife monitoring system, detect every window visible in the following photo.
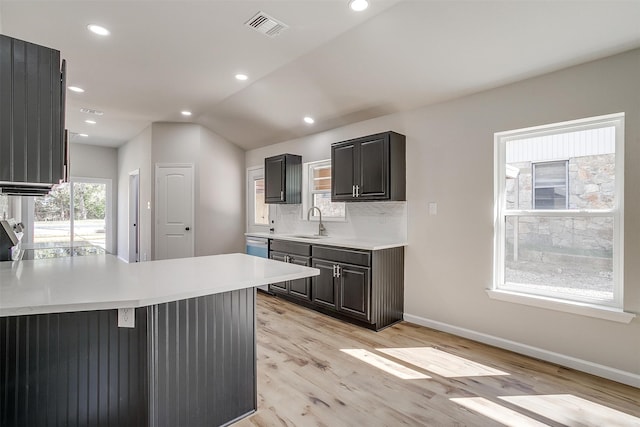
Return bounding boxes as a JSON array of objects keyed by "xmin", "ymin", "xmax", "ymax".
[
  {"xmin": 304, "ymin": 160, "xmax": 346, "ymax": 220},
  {"xmin": 32, "ymin": 179, "xmax": 111, "ymax": 250},
  {"xmin": 247, "ymin": 167, "xmax": 270, "ymax": 230},
  {"xmin": 253, "ymin": 177, "xmax": 269, "ymax": 225},
  {"xmin": 533, "ymin": 161, "xmax": 568, "ymax": 209},
  {"xmin": 494, "ymin": 113, "xmax": 624, "ymax": 308},
  {"xmin": 0, "ymin": 194, "xmax": 8, "ymax": 219}
]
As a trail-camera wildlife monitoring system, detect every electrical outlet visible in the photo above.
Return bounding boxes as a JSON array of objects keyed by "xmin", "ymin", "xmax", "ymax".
[
  {"xmin": 118, "ymin": 308, "xmax": 135, "ymax": 328},
  {"xmin": 428, "ymin": 202, "xmax": 438, "ymax": 216}
]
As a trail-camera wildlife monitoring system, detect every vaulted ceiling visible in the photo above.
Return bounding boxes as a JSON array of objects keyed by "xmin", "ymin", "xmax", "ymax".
[{"xmin": 2, "ymin": 1, "xmax": 639, "ymax": 150}]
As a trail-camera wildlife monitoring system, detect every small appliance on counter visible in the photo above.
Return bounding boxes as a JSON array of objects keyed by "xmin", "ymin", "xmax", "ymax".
[{"xmin": 0, "ymin": 219, "xmax": 23, "ymax": 261}]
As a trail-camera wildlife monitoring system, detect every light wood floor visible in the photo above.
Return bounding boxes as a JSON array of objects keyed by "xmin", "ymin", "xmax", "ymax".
[{"xmin": 234, "ymin": 293, "xmax": 640, "ymax": 427}]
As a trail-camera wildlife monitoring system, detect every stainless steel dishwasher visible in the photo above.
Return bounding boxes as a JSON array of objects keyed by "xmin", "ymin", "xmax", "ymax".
[{"xmin": 245, "ymin": 236, "xmax": 270, "ymax": 293}]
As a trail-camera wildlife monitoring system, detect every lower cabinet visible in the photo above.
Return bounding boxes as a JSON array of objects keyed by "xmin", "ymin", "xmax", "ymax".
[
  {"xmin": 269, "ymin": 241, "xmax": 312, "ymax": 301},
  {"xmin": 270, "ymin": 239, "xmax": 404, "ymax": 331},
  {"xmin": 311, "ymin": 258, "xmax": 370, "ymax": 322}
]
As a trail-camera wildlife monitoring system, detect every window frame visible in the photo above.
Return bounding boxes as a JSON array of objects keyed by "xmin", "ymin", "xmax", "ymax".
[
  {"xmin": 493, "ymin": 113, "xmax": 625, "ymax": 309},
  {"xmin": 302, "ymin": 159, "xmax": 346, "ymax": 222},
  {"xmin": 246, "ymin": 166, "xmax": 271, "ymax": 232},
  {"xmin": 25, "ymin": 176, "xmax": 113, "ymax": 253}
]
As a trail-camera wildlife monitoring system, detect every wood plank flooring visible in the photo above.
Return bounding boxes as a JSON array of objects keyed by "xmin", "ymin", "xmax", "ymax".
[{"xmin": 233, "ymin": 293, "xmax": 640, "ymax": 427}]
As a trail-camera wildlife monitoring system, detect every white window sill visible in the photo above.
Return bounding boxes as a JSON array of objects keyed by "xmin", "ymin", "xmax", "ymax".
[{"xmin": 486, "ymin": 289, "xmax": 636, "ymax": 324}]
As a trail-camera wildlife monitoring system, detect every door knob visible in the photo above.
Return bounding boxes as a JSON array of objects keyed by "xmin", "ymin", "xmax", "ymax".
[{"xmin": 185, "ymin": 227, "xmax": 190, "ymax": 231}]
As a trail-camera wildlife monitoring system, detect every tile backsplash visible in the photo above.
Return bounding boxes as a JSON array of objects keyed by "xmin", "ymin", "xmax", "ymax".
[{"xmin": 272, "ymin": 202, "xmax": 407, "ymax": 241}]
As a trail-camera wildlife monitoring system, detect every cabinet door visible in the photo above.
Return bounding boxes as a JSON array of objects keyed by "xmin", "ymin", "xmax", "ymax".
[
  {"xmin": 337, "ymin": 264, "xmax": 370, "ymax": 321},
  {"xmin": 331, "ymin": 142, "xmax": 357, "ymax": 201},
  {"xmin": 268, "ymin": 251, "xmax": 288, "ymax": 294},
  {"xmin": 288, "ymin": 256, "xmax": 311, "ymax": 300},
  {"xmin": 358, "ymin": 136, "xmax": 389, "ymax": 200},
  {"xmin": 0, "ymin": 35, "xmax": 63, "ymax": 186},
  {"xmin": 311, "ymin": 259, "xmax": 337, "ymax": 309},
  {"xmin": 264, "ymin": 155, "xmax": 285, "ymax": 203}
]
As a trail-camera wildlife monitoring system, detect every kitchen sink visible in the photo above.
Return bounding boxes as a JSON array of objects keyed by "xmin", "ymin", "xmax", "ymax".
[{"xmin": 289, "ymin": 234, "xmax": 327, "ymax": 240}]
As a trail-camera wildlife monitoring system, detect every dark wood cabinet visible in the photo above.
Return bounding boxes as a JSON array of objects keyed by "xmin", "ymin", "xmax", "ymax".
[
  {"xmin": 331, "ymin": 131, "xmax": 405, "ymax": 202},
  {"xmin": 311, "ymin": 259, "xmax": 338, "ymax": 309},
  {"xmin": 312, "ymin": 246, "xmax": 371, "ymax": 322},
  {"xmin": 264, "ymin": 154, "xmax": 302, "ymax": 204},
  {"xmin": 269, "ymin": 238, "xmax": 404, "ymax": 331},
  {"xmin": 268, "ymin": 240, "xmax": 312, "ymax": 300},
  {"xmin": 0, "ymin": 35, "xmax": 67, "ymax": 194},
  {"xmin": 337, "ymin": 263, "xmax": 370, "ymax": 320}
]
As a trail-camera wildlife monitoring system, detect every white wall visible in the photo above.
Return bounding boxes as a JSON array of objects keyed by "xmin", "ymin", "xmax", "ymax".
[
  {"xmin": 117, "ymin": 126, "xmax": 152, "ymax": 262},
  {"xmin": 246, "ymin": 49, "xmax": 640, "ymax": 384},
  {"xmin": 151, "ymin": 122, "xmax": 245, "ymax": 257},
  {"xmin": 69, "ymin": 143, "xmax": 118, "ymax": 254}
]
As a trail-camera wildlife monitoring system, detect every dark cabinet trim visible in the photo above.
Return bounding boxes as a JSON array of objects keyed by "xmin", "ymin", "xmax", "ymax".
[
  {"xmin": 331, "ymin": 131, "xmax": 406, "ymax": 202},
  {"xmin": 270, "ymin": 239, "xmax": 404, "ymax": 330},
  {"xmin": 264, "ymin": 154, "xmax": 302, "ymax": 204},
  {"xmin": 269, "ymin": 244, "xmax": 312, "ymax": 300},
  {"xmin": 0, "ymin": 35, "xmax": 66, "ymax": 192}
]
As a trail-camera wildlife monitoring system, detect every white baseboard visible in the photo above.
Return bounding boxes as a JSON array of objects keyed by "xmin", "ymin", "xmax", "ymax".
[{"xmin": 403, "ymin": 313, "xmax": 640, "ymax": 389}]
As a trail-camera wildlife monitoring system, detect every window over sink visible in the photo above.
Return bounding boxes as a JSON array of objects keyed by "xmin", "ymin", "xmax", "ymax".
[{"xmin": 304, "ymin": 160, "xmax": 346, "ymax": 221}]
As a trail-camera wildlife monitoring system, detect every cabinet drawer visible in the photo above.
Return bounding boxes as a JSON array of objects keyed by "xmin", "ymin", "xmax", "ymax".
[
  {"xmin": 270, "ymin": 239, "xmax": 311, "ymax": 256},
  {"xmin": 312, "ymin": 245, "xmax": 371, "ymax": 267}
]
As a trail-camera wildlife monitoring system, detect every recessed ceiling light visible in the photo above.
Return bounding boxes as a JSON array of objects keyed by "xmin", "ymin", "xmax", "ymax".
[
  {"xmin": 85, "ymin": 119, "xmax": 96, "ymax": 125},
  {"xmin": 303, "ymin": 116, "xmax": 315, "ymax": 124},
  {"xmin": 349, "ymin": 0, "xmax": 369, "ymax": 11},
  {"xmin": 78, "ymin": 134, "xmax": 89, "ymax": 137},
  {"xmin": 87, "ymin": 24, "xmax": 110, "ymax": 36},
  {"xmin": 235, "ymin": 74, "xmax": 248, "ymax": 81},
  {"xmin": 181, "ymin": 111, "xmax": 192, "ymax": 116},
  {"xmin": 80, "ymin": 107, "xmax": 103, "ymax": 116},
  {"xmin": 68, "ymin": 86, "xmax": 85, "ymax": 93}
]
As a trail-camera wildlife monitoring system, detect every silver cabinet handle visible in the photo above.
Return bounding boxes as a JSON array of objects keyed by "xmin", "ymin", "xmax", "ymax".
[
  {"xmin": 332, "ymin": 265, "xmax": 336, "ymax": 277},
  {"xmin": 352, "ymin": 185, "xmax": 355, "ymax": 197},
  {"xmin": 355, "ymin": 185, "xmax": 360, "ymax": 197},
  {"xmin": 280, "ymin": 190, "xmax": 284, "ymax": 201},
  {"xmin": 335, "ymin": 265, "xmax": 341, "ymax": 278}
]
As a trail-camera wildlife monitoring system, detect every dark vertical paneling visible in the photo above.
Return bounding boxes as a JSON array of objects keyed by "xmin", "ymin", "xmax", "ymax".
[
  {"xmin": 150, "ymin": 289, "xmax": 256, "ymax": 427},
  {"xmin": 371, "ymin": 247, "xmax": 405, "ymax": 329},
  {"xmin": 0, "ymin": 35, "xmax": 13, "ymax": 181},
  {"xmin": 0, "ymin": 308, "xmax": 148, "ymax": 427},
  {"xmin": 0, "ymin": 34, "xmax": 62, "ymax": 186}
]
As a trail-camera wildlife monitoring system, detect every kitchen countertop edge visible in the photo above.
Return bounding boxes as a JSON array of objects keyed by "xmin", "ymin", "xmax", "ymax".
[{"xmin": 245, "ymin": 232, "xmax": 407, "ymax": 250}]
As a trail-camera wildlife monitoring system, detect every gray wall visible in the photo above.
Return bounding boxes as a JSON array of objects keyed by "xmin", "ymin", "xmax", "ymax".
[
  {"xmin": 245, "ymin": 49, "xmax": 640, "ymax": 383},
  {"xmin": 70, "ymin": 143, "xmax": 118, "ymax": 254},
  {"xmin": 117, "ymin": 126, "xmax": 152, "ymax": 262},
  {"xmin": 149, "ymin": 122, "xmax": 245, "ymax": 258}
]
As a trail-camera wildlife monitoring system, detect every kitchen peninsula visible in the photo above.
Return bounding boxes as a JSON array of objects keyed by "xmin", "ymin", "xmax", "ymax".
[{"xmin": 0, "ymin": 253, "xmax": 319, "ymax": 427}]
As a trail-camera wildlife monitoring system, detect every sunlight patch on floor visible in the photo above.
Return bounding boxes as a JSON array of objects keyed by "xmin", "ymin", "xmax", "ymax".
[
  {"xmin": 378, "ymin": 347, "xmax": 510, "ymax": 378},
  {"xmin": 499, "ymin": 394, "xmax": 640, "ymax": 427},
  {"xmin": 450, "ymin": 397, "xmax": 548, "ymax": 427},
  {"xmin": 340, "ymin": 349, "xmax": 431, "ymax": 380}
]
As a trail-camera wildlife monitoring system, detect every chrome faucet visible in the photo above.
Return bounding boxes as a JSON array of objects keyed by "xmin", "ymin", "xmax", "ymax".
[{"xmin": 307, "ymin": 207, "xmax": 327, "ymax": 236}]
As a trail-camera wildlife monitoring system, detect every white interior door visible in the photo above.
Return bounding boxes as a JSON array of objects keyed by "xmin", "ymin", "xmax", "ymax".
[{"xmin": 155, "ymin": 164, "xmax": 194, "ymax": 260}]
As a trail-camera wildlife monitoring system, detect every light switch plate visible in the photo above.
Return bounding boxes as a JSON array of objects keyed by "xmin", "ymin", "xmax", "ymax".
[
  {"xmin": 118, "ymin": 308, "xmax": 135, "ymax": 328},
  {"xmin": 428, "ymin": 202, "xmax": 438, "ymax": 216}
]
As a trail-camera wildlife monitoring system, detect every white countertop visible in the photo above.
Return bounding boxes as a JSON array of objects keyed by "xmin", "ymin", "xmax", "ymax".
[
  {"xmin": 0, "ymin": 253, "xmax": 319, "ymax": 317},
  {"xmin": 245, "ymin": 232, "xmax": 407, "ymax": 251}
]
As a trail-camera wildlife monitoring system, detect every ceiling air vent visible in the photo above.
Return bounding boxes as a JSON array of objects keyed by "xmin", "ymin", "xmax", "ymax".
[{"xmin": 245, "ymin": 11, "xmax": 289, "ymax": 38}]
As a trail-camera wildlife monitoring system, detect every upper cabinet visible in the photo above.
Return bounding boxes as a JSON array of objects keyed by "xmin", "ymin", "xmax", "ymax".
[
  {"xmin": 264, "ymin": 154, "xmax": 302, "ymax": 204},
  {"xmin": 0, "ymin": 35, "xmax": 68, "ymax": 195},
  {"xmin": 331, "ymin": 131, "xmax": 406, "ymax": 202}
]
